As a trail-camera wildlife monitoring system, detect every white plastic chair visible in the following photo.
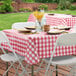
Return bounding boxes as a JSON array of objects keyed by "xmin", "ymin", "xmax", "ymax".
[
  {"xmin": 12, "ymin": 22, "xmax": 35, "ymax": 29},
  {"xmin": 42, "ymin": 33, "xmax": 76, "ymax": 76},
  {"xmin": 72, "ymin": 24, "xmax": 76, "ymax": 33},
  {"xmin": 0, "ymin": 31, "xmax": 29, "ymax": 76}
]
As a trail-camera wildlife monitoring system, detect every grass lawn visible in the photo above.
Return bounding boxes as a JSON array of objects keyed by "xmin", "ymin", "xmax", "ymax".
[
  {"xmin": 47, "ymin": 10, "xmax": 76, "ymax": 15},
  {"xmin": 0, "ymin": 10, "xmax": 76, "ymax": 30},
  {"xmin": 0, "ymin": 12, "xmax": 31, "ymax": 30}
]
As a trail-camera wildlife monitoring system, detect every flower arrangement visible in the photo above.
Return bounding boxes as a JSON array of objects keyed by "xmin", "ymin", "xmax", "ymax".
[
  {"xmin": 33, "ymin": 11, "xmax": 44, "ymax": 31},
  {"xmin": 33, "ymin": 11, "xmax": 44, "ymax": 22}
]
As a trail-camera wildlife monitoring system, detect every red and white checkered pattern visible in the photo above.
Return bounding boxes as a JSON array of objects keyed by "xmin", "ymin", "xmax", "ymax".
[
  {"xmin": 28, "ymin": 14, "xmax": 36, "ymax": 22},
  {"xmin": 2, "ymin": 30, "xmax": 76, "ymax": 65},
  {"xmin": 46, "ymin": 15, "xmax": 76, "ymax": 27},
  {"xmin": 46, "ymin": 16, "xmax": 67, "ymax": 26},
  {"xmin": 28, "ymin": 14, "xmax": 76, "ymax": 27},
  {"xmin": 64, "ymin": 17, "xmax": 76, "ymax": 27}
]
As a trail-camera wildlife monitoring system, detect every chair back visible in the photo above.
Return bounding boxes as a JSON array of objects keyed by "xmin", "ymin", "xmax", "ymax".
[
  {"xmin": 72, "ymin": 24, "xmax": 76, "ymax": 31},
  {"xmin": 0, "ymin": 31, "xmax": 9, "ymax": 43},
  {"xmin": 50, "ymin": 33, "xmax": 76, "ymax": 61},
  {"xmin": 56, "ymin": 33, "xmax": 76, "ymax": 46},
  {"xmin": 0, "ymin": 31, "xmax": 19, "ymax": 59}
]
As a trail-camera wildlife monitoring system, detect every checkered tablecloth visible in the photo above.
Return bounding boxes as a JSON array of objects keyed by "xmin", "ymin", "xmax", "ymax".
[
  {"xmin": 46, "ymin": 15, "xmax": 76, "ymax": 27},
  {"xmin": 28, "ymin": 14, "xmax": 36, "ymax": 22},
  {"xmin": 28, "ymin": 14, "xmax": 76, "ymax": 27},
  {"xmin": 2, "ymin": 30, "xmax": 76, "ymax": 65}
]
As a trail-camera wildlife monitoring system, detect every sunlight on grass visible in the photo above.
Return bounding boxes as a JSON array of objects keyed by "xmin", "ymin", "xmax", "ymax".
[
  {"xmin": 47, "ymin": 10, "xmax": 76, "ymax": 15},
  {"xmin": 0, "ymin": 12, "xmax": 31, "ymax": 30}
]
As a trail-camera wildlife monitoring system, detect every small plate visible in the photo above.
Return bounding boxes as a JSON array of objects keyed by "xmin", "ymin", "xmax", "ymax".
[
  {"xmin": 17, "ymin": 29, "xmax": 31, "ymax": 33},
  {"xmin": 58, "ymin": 26, "xmax": 71, "ymax": 30},
  {"xmin": 25, "ymin": 26, "xmax": 36, "ymax": 30},
  {"xmin": 47, "ymin": 29, "xmax": 65, "ymax": 35}
]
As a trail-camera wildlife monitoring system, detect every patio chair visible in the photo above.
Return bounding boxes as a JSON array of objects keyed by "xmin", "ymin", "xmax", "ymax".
[
  {"xmin": 0, "ymin": 31, "xmax": 29, "ymax": 76},
  {"xmin": 72, "ymin": 24, "xmax": 76, "ymax": 31},
  {"xmin": 12, "ymin": 22, "xmax": 35, "ymax": 29},
  {"xmin": 42, "ymin": 33, "xmax": 76, "ymax": 76}
]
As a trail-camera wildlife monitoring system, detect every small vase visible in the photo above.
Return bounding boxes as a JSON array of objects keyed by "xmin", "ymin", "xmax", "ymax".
[{"xmin": 35, "ymin": 20, "xmax": 43, "ymax": 32}]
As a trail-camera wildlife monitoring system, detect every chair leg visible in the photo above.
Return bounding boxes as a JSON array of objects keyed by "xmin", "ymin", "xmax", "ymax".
[
  {"xmin": 49, "ymin": 69, "xmax": 53, "ymax": 76},
  {"xmin": 3, "ymin": 62, "xmax": 14, "ymax": 76},
  {"xmin": 56, "ymin": 65, "xmax": 58, "ymax": 76},
  {"xmin": 36, "ymin": 60, "xmax": 44, "ymax": 72},
  {"xmin": 18, "ymin": 60, "xmax": 29, "ymax": 76},
  {"xmin": 12, "ymin": 63, "xmax": 20, "ymax": 76},
  {"xmin": 6, "ymin": 62, "xmax": 8, "ymax": 76}
]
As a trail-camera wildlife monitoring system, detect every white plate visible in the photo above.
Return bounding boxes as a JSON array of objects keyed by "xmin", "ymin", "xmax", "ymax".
[
  {"xmin": 25, "ymin": 26, "xmax": 36, "ymax": 30},
  {"xmin": 17, "ymin": 29, "xmax": 31, "ymax": 32},
  {"xmin": 47, "ymin": 29, "xmax": 65, "ymax": 35},
  {"xmin": 57, "ymin": 26, "xmax": 71, "ymax": 30}
]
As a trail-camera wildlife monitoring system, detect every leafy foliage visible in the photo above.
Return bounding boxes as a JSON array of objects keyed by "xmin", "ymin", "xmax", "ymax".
[
  {"xmin": 0, "ymin": 0, "xmax": 76, "ymax": 3},
  {"xmin": 22, "ymin": 0, "xmax": 35, "ymax": 3},
  {"xmin": 69, "ymin": 5, "xmax": 76, "ymax": 10},
  {"xmin": 0, "ymin": 0, "xmax": 13, "ymax": 13},
  {"xmin": 35, "ymin": 0, "xmax": 76, "ymax": 3},
  {"xmin": 19, "ymin": 8, "xmax": 32, "ymax": 12},
  {"xmin": 35, "ymin": 0, "xmax": 55, "ymax": 3},
  {"xmin": 57, "ymin": 0, "xmax": 73, "ymax": 10},
  {"xmin": 39, "ymin": 4, "xmax": 48, "ymax": 10}
]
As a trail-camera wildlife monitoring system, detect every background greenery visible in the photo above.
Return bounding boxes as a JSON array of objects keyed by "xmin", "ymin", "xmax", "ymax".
[
  {"xmin": 0, "ymin": 0, "xmax": 76, "ymax": 3},
  {"xmin": 0, "ymin": 0, "xmax": 76, "ymax": 12},
  {"xmin": 0, "ymin": 10, "xmax": 76, "ymax": 30}
]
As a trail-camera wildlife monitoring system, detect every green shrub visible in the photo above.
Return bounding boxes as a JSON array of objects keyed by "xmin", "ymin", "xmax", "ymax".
[
  {"xmin": 1, "ymin": 5, "xmax": 13, "ymax": 12},
  {"xmin": 39, "ymin": 4, "xmax": 48, "ymax": 11},
  {"xmin": 19, "ymin": 8, "xmax": 32, "ymax": 12},
  {"xmin": 65, "ymin": 1, "xmax": 71, "ymax": 9},
  {"xmin": 19, "ymin": 8, "xmax": 26, "ymax": 12},
  {"xmin": 25, "ymin": 8, "xmax": 32, "ymax": 12},
  {"xmin": 57, "ymin": 0, "xmax": 71, "ymax": 10},
  {"xmin": 69, "ymin": 5, "xmax": 76, "ymax": 10},
  {"xmin": 0, "ymin": 1, "xmax": 4, "ymax": 3},
  {"xmin": 0, "ymin": 5, "xmax": 6, "ymax": 13},
  {"xmin": 0, "ymin": 0, "xmax": 13, "ymax": 13},
  {"xmin": 57, "ymin": 4, "xmax": 66, "ymax": 10}
]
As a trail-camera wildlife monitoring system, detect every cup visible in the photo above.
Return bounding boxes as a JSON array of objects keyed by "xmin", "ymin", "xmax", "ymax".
[{"xmin": 43, "ymin": 25, "xmax": 50, "ymax": 32}]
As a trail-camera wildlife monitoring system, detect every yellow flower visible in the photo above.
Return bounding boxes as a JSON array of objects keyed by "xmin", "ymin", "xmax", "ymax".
[{"xmin": 33, "ymin": 11, "xmax": 44, "ymax": 22}]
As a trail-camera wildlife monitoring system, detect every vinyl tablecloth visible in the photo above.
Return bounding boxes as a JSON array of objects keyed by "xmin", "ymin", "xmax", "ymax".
[
  {"xmin": 46, "ymin": 15, "xmax": 76, "ymax": 27},
  {"xmin": 28, "ymin": 14, "xmax": 76, "ymax": 27},
  {"xmin": 2, "ymin": 29, "xmax": 76, "ymax": 65}
]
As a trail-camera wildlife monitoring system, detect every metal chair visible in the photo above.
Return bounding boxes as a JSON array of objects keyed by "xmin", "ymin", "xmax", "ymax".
[
  {"xmin": 43, "ymin": 33, "xmax": 76, "ymax": 76},
  {"xmin": 0, "ymin": 31, "xmax": 29, "ymax": 76}
]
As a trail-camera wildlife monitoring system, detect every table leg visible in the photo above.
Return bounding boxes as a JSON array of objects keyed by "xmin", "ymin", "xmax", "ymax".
[
  {"xmin": 56, "ymin": 65, "xmax": 58, "ymax": 76},
  {"xmin": 6, "ymin": 62, "xmax": 8, "ymax": 76},
  {"xmin": 31, "ymin": 65, "xmax": 34, "ymax": 76},
  {"xmin": 6, "ymin": 50, "xmax": 8, "ymax": 76}
]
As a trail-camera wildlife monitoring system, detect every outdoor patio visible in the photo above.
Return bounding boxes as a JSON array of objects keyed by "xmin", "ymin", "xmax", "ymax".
[
  {"xmin": 0, "ymin": 0, "xmax": 76, "ymax": 76},
  {"xmin": 0, "ymin": 50, "xmax": 71, "ymax": 76}
]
